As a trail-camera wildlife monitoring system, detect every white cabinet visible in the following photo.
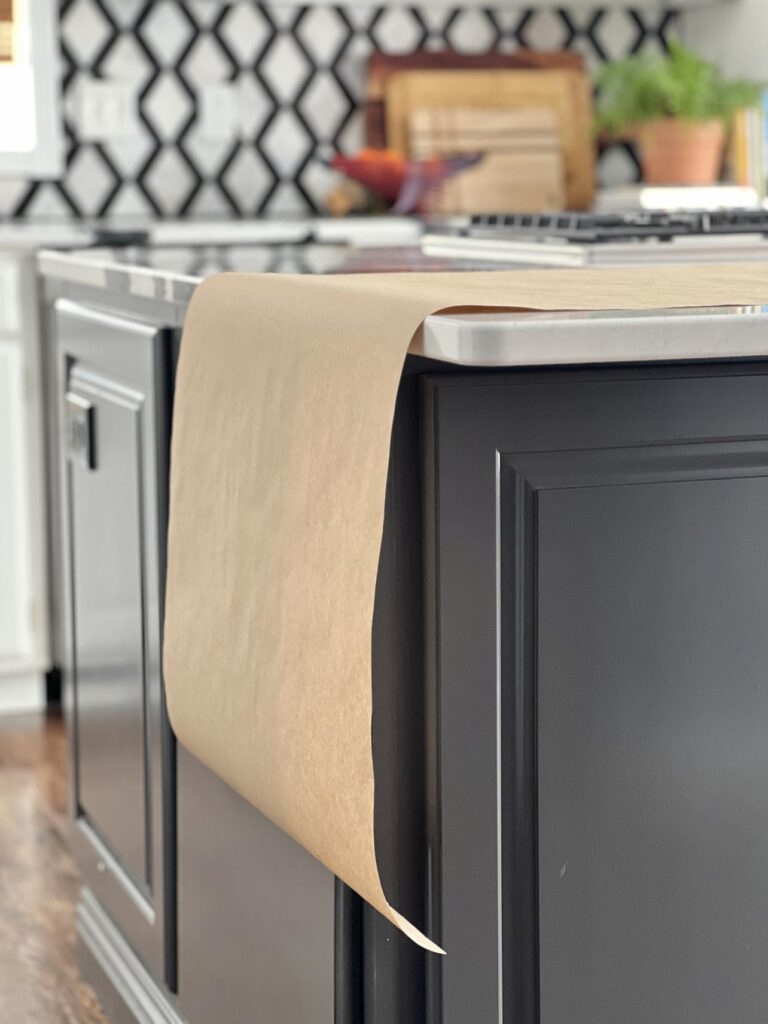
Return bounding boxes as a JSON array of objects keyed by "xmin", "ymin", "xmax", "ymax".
[{"xmin": 0, "ymin": 251, "xmax": 49, "ymax": 712}]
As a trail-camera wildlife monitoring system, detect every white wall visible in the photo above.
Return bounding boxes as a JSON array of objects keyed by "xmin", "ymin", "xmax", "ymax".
[
  {"xmin": 0, "ymin": 251, "xmax": 48, "ymax": 714},
  {"xmin": 682, "ymin": 0, "xmax": 768, "ymax": 80}
]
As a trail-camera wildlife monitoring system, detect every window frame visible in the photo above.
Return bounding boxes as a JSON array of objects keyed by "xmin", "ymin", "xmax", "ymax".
[{"xmin": 0, "ymin": 0, "xmax": 63, "ymax": 179}]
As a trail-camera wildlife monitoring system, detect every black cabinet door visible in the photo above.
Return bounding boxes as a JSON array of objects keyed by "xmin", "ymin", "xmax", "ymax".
[
  {"xmin": 55, "ymin": 299, "xmax": 174, "ymax": 987},
  {"xmin": 424, "ymin": 365, "xmax": 768, "ymax": 1024}
]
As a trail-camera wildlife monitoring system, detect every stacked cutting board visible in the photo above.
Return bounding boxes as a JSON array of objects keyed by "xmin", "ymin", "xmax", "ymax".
[
  {"xmin": 408, "ymin": 106, "xmax": 566, "ymax": 213},
  {"xmin": 366, "ymin": 51, "xmax": 596, "ymax": 213}
]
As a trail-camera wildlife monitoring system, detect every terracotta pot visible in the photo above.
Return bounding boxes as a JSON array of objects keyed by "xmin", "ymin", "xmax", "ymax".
[{"xmin": 636, "ymin": 118, "xmax": 726, "ymax": 185}]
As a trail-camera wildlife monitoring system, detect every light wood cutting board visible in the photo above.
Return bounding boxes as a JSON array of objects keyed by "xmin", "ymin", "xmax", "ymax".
[
  {"xmin": 365, "ymin": 48, "xmax": 586, "ymax": 147},
  {"xmin": 408, "ymin": 106, "xmax": 566, "ymax": 214},
  {"xmin": 385, "ymin": 68, "xmax": 595, "ymax": 209}
]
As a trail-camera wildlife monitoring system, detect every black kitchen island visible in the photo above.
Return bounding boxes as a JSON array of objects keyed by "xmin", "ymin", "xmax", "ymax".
[{"xmin": 39, "ymin": 246, "xmax": 768, "ymax": 1024}]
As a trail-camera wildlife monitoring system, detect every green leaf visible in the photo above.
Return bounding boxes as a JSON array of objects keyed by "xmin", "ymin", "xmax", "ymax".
[{"xmin": 594, "ymin": 39, "xmax": 764, "ymax": 135}]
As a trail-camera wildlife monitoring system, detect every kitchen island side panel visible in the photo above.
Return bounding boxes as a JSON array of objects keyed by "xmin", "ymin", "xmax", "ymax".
[
  {"xmin": 535, "ymin": 468, "xmax": 768, "ymax": 1023},
  {"xmin": 176, "ymin": 744, "xmax": 337, "ymax": 1024},
  {"xmin": 426, "ymin": 364, "xmax": 768, "ymax": 1024}
]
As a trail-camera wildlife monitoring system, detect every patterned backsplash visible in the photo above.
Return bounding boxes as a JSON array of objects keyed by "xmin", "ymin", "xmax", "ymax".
[{"xmin": 0, "ymin": 1, "xmax": 679, "ymax": 220}]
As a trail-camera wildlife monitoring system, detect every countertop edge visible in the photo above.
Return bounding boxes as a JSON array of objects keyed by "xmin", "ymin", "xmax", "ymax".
[{"xmin": 39, "ymin": 249, "xmax": 768, "ymax": 369}]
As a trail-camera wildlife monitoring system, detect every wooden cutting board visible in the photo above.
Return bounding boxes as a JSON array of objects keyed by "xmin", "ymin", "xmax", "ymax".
[
  {"xmin": 365, "ymin": 48, "xmax": 586, "ymax": 148},
  {"xmin": 409, "ymin": 106, "xmax": 566, "ymax": 213},
  {"xmin": 385, "ymin": 69, "xmax": 595, "ymax": 210}
]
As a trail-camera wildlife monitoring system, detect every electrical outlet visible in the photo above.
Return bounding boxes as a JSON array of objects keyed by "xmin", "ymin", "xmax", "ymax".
[
  {"xmin": 78, "ymin": 80, "xmax": 137, "ymax": 142},
  {"xmin": 199, "ymin": 83, "xmax": 238, "ymax": 142}
]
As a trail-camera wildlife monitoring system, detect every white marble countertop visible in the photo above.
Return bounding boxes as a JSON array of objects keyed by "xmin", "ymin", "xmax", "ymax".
[
  {"xmin": 0, "ymin": 222, "xmax": 96, "ymax": 250},
  {"xmin": 38, "ymin": 246, "xmax": 768, "ymax": 369},
  {"xmin": 3, "ymin": 214, "xmax": 425, "ymax": 252},
  {"xmin": 416, "ymin": 305, "xmax": 768, "ymax": 366}
]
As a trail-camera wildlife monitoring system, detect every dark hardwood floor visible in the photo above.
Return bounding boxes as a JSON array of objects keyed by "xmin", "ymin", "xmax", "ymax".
[{"xmin": 0, "ymin": 712, "xmax": 109, "ymax": 1023}]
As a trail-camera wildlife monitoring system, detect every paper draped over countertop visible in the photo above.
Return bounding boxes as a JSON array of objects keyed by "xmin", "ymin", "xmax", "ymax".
[{"xmin": 163, "ymin": 264, "xmax": 768, "ymax": 952}]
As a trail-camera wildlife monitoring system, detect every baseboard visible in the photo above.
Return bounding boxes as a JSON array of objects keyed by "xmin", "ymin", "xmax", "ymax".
[
  {"xmin": 45, "ymin": 666, "xmax": 62, "ymax": 709},
  {"xmin": 0, "ymin": 667, "xmax": 45, "ymax": 714},
  {"xmin": 77, "ymin": 889, "xmax": 185, "ymax": 1024}
]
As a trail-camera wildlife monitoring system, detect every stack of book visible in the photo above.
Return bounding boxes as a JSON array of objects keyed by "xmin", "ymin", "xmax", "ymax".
[
  {"xmin": 596, "ymin": 184, "xmax": 761, "ymax": 213},
  {"xmin": 727, "ymin": 92, "xmax": 768, "ymax": 198},
  {"xmin": 0, "ymin": 0, "xmax": 13, "ymax": 63}
]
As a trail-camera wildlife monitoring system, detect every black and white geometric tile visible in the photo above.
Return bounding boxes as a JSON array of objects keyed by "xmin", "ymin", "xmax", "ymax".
[{"xmin": 1, "ymin": 1, "xmax": 679, "ymax": 220}]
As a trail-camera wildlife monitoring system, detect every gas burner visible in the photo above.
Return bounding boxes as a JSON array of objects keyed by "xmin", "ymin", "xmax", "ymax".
[
  {"xmin": 422, "ymin": 208, "xmax": 768, "ymax": 266},
  {"xmin": 465, "ymin": 210, "xmax": 768, "ymax": 244}
]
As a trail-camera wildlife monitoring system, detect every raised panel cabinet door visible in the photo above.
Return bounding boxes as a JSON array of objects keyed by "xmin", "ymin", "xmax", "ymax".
[
  {"xmin": 424, "ymin": 367, "xmax": 768, "ymax": 1024},
  {"xmin": 67, "ymin": 369, "xmax": 148, "ymax": 889},
  {"xmin": 533, "ymin": 455, "xmax": 768, "ymax": 1024},
  {"xmin": 56, "ymin": 300, "xmax": 174, "ymax": 986}
]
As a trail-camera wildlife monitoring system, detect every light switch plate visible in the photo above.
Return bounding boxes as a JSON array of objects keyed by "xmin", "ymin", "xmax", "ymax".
[{"xmin": 78, "ymin": 80, "xmax": 137, "ymax": 142}]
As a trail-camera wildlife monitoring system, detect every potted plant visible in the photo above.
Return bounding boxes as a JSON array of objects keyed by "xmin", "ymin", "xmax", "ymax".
[{"xmin": 595, "ymin": 40, "xmax": 762, "ymax": 185}]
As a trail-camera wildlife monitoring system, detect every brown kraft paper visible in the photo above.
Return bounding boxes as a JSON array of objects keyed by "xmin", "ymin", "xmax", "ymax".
[{"xmin": 163, "ymin": 264, "xmax": 768, "ymax": 952}]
